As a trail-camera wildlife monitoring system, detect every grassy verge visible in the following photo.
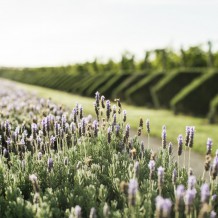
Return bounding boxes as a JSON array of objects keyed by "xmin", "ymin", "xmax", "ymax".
[{"xmin": 5, "ymin": 78, "xmax": 218, "ymax": 155}]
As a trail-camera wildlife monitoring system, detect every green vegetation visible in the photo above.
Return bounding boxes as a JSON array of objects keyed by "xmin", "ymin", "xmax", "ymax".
[
  {"xmin": 171, "ymin": 70, "xmax": 218, "ymax": 116},
  {"xmin": 99, "ymin": 73, "xmax": 131, "ymax": 99},
  {"xmin": 0, "ymin": 80, "xmax": 218, "ymax": 217},
  {"xmin": 1, "ymin": 43, "xmax": 218, "ymax": 121},
  {"xmin": 151, "ymin": 69, "xmax": 203, "ymax": 108},
  {"xmin": 208, "ymin": 95, "xmax": 218, "ymax": 123},
  {"xmin": 111, "ymin": 73, "xmax": 146, "ymax": 100},
  {"xmin": 6, "ymin": 78, "xmax": 218, "ymax": 156},
  {"xmin": 125, "ymin": 72, "xmax": 164, "ymax": 106}
]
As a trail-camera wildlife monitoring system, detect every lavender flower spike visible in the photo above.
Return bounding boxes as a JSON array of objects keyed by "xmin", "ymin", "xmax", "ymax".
[
  {"xmin": 146, "ymin": 119, "xmax": 150, "ymax": 134},
  {"xmin": 162, "ymin": 125, "xmax": 167, "ymax": 149},
  {"xmin": 188, "ymin": 126, "xmax": 195, "ymax": 148},
  {"xmin": 74, "ymin": 205, "xmax": 82, "ymax": 218},
  {"xmin": 177, "ymin": 134, "xmax": 183, "ymax": 156},
  {"xmin": 128, "ymin": 179, "xmax": 138, "ymax": 206},
  {"xmin": 200, "ymin": 183, "xmax": 210, "ymax": 203},
  {"xmin": 155, "ymin": 196, "xmax": 172, "ymax": 218},
  {"xmin": 206, "ymin": 138, "xmax": 213, "ymax": 155}
]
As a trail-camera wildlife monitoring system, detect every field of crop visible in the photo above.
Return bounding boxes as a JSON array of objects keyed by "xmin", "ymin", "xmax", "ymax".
[
  {"xmin": 11, "ymin": 78, "xmax": 218, "ymax": 156},
  {"xmin": 0, "ymin": 79, "xmax": 218, "ymax": 217}
]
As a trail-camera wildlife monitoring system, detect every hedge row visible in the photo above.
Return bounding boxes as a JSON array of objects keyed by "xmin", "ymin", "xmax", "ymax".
[
  {"xmin": 111, "ymin": 73, "xmax": 147, "ymax": 100},
  {"xmin": 207, "ymin": 95, "xmax": 218, "ymax": 123},
  {"xmin": 171, "ymin": 70, "xmax": 218, "ymax": 116},
  {"xmin": 1, "ymin": 68, "xmax": 218, "ymax": 121},
  {"xmin": 125, "ymin": 72, "xmax": 164, "ymax": 107},
  {"xmin": 151, "ymin": 69, "xmax": 203, "ymax": 108}
]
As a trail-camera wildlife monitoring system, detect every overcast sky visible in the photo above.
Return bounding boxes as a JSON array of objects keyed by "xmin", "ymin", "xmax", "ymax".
[{"xmin": 0, "ymin": 0, "xmax": 218, "ymax": 67}]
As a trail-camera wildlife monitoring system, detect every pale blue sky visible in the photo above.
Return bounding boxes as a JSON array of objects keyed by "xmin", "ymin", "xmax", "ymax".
[{"xmin": 0, "ymin": 0, "xmax": 218, "ymax": 67}]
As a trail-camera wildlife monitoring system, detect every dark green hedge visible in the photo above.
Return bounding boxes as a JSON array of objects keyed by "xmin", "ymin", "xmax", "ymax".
[
  {"xmin": 85, "ymin": 73, "xmax": 115, "ymax": 97},
  {"xmin": 207, "ymin": 95, "xmax": 218, "ymax": 123},
  {"xmin": 111, "ymin": 73, "xmax": 146, "ymax": 100},
  {"xmin": 151, "ymin": 69, "xmax": 203, "ymax": 108},
  {"xmin": 98, "ymin": 73, "xmax": 131, "ymax": 99},
  {"xmin": 171, "ymin": 70, "xmax": 218, "ymax": 116},
  {"xmin": 125, "ymin": 72, "xmax": 164, "ymax": 106}
]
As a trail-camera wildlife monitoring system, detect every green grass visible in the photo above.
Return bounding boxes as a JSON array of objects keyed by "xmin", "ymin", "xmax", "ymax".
[{"xmin": 6, "ymin": 78, "xmax": 218, "ymax": 155}]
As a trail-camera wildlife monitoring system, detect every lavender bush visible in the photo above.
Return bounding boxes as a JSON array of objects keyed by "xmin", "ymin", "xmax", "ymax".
[{"xmin": 0, "ymin": 81, "xmax": 217, "ymax": 217}]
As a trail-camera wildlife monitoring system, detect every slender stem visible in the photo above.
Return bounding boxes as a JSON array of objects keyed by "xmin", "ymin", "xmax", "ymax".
[
  {"xmin": 188, "ymin": 147, "xmax": 191, "ymax": 170},
  {"xmin": 178, "ymin": 156, "xmax": 180, "ymax": 178},
  {"xmin": 83, "ymin": 136, "xmax": 86, "ymax": 159},
  {"xmin": 201, "ymin": 170, "xmax": 205, "ymax": 181},
  {"xmin": 147, "ymin": 133, "xmax": 150, "ymax": 149},
  {"xmin": 183, "ymin": 146, "xmax": 187, "ymax": 168}
]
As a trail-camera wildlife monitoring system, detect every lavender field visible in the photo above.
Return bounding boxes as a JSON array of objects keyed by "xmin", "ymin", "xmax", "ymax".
[{"xmin": 0, "ymin": 80, "xmax": 217, "ymax": 217}]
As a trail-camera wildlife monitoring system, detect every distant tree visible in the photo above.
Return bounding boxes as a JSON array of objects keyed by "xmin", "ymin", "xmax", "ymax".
[
  {"xmin": 139, "ymin": 51, "xmax": 152, "ymax": 71},
  {"xmin": 183, "ymin": 46, "xmax": 207, "ymax": 68},
  {"xmin": 103, "ymin": 59, "xmax": 119, "ymax": 73},
  {"xmin": 120, "ymin": 52, "xmax": 135, "ymax": 73}
]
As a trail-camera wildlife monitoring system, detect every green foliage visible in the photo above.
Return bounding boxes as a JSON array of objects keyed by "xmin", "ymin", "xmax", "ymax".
[
  {"xmin": 208, "ymin": 95, "xmax": 218, "ymax": 123},
  {"xmin": 1, "ymin": 80, "xmax": 218, "ymax": 217},
  {"xmin": 171, "ymin": 70, "xmax": 218, "ymax": 116},
  {"xmin": 181, "ymin": 47, "xmax": 208, "ymax": 68},
  {"xmin": 125, "ymin": 72, "xmax": 164, "ymax": 106},
  {"xmin": 111, "ymin": 73, "xmax": 146, "ymax": 100},
  {"xmin": 99, "ymin": 73, "xmax": 131, "ymax": 99},
  {"xmin": 151, "ymin": 69, "xmax": 203, "ymax": 108}
]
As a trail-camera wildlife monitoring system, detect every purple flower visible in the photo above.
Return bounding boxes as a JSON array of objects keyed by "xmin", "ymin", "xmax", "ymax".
[
  {"xmin": 177, "ymin": 134, "xmax": 183, "ymax": 156},
  {"xmin": 81, "ymin": 118, "xmax": 86, "ymax": 136},
  {"xmin": 176, "ymin": 185, "xmax": 185, "ymax": 199},
  {"xmin": 146, "ymin": 119, "xmax": 150, "ymax": 134},
  {"xmin": 101, "ymin": 95, "xmax": 105, "ymax": 108},
  {"xmin": 200, "ymin": 183, "xmax": 210, "ymax": 203},
  {"xmin": 155, "ymin": 196, "xmax": 172, "ymax": 218},
  {"xmin": 79, "ymin": 105, "xmax": 83, "ymax": 119},
  {"xmin": 162, "ymin": 125, "xmax": 167, "ymax": 149},
  {"xmin": 95, "ymin": 91, "xmax": 100, "ymax": 108},
  {"xmin": 115, "ymin": 124, "xmax": 120, "ymax": 137},
  {"xmin": 113, "ymin": 114, "xmax": 116, "ymax": 125},
  {"xmin": 125, "ymin": 124, "xmax": 130, "ymax": 139},
  {"xmin": 75, "ymin": 205, "xmax": 82, "ymax": 218},
  {"xmin": 185, "ymin": 126, "xmax": 190, "ymax": 147},
  {"xmin": 48, "ymin": 158, "xmax": 53, "ymax": 172},
  {"xmin": 206, "ymin": 138, "xmax": 213, "ymax": 155},
  {"xmin": 92, "ymin": 120, "xmax": 98, "ymax": 137},
  {"xmin": 123, "ymin": 110, "xmax": 127, "ymax": 122},
  {"xmin": 148, "ymin": 160, "xmax": 155, "ymax": 171},
  {"xmin": 128, "ymin": 179, "xmax": 138, "ymax": 206},
  {"xmin": 70, "ymin": 122, "xmax": 76, "ymax": 134},
  {"xmin": 210, "ymin": 211, "xmax": 217, "ymax": 218},
  {"xmin": 107, "ymin": 127, "xmax": 111, "ymax": 143},
  {"xmin": 106, "ymin": 100, "xmax": 111, "ymax": 121},
  {"xmin": 172, "ymin": 169, "xmax": 177, "ymax": 185},
  {"xmin": 158, "ymin": 166, "xmax": 164, "ymax": 190},
  {"xmin": 168, "ymin": 142, "xmax": 173, "ymax": 155},
  {"xmin": 38, "ymin": 152, "xmax": 42, "ymax": 160},
  {"xmin": 188, "ymin": 175, "xmax": 196, "ymax": 190},
  {"xmin": 184, "ymin": 189, "xmax": 196, "ymax": 206},
  {"xmin": 188, "ymin": 126, "xmax": 195, "ymax": 148},
  {"xmin": 31, "ymin": 123, "xmax": 38, "ymax": 139}
]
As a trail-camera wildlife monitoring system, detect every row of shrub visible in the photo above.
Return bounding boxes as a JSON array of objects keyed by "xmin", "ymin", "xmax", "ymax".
[{"xmin": 1, "ymin": 67, "xmax": 218, "ymax": 122}]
